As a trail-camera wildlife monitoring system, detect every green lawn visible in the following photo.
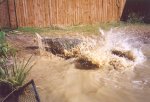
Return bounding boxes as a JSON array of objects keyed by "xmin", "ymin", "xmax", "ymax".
[{"xmin": 15, "ymin": 22, "xmax": 149, "ymax": 36}]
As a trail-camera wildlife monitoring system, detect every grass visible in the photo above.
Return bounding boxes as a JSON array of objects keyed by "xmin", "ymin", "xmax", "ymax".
[
  {"xmin": 17, "ymin": 25, "xmax": 100, "ymax": 35},
  {"xmin": 17, "ymin": 27, "xmax": 44, "ymax": 33},
  {"xmin": 16, "ymin": 22, "xmax": 124, "ymax": 35},
  {"xmin": 16, "ymin": 22, "xmax": 150, "ymax": 36}
]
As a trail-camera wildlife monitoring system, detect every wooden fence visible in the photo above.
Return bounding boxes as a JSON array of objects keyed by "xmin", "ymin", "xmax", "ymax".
[{"xmin": 0, "ymin": 0, "xmax": 126, "ymax": 28}]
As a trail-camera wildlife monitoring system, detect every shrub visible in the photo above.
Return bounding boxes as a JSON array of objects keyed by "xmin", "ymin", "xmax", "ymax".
[
  {"xmin": 127, "ymin": 12, "xmax": 144, "ymax": 23},
  {"xmin": 0, "ymin": 31, "xmax": 8, "ymax": 57}
]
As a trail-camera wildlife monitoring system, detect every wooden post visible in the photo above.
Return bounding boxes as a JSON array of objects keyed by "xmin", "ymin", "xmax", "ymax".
[
  {"xmin": 0, "ymin": 0, "xmax": 10, "ymax": 28},
  {"xmin": 8, "ymin": 0, "xmax": 17, "ymax": 29}
]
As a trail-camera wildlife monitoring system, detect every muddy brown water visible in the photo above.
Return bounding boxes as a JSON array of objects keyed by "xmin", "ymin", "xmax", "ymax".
[{"xmin": 28, "ymin": 29, "xmax": 150, "ymax": 102}]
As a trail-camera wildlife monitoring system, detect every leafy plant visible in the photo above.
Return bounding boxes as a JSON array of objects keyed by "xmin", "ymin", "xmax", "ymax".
[
  {"xmin": 0, "ymin": 31, "xmax": 8, "ymax": 57},
  {"xmin": 0, "ymin": 55, "xmax": 35, "ymax": 87},
  {"xmin": 0, "ymin": 31, "xmax": 32, "ymax": 97}
]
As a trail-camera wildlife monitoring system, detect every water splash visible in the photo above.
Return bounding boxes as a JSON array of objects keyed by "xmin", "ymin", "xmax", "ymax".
[
  {"xmin": 36, "ymin": 28, "xmax": 145, "ymax": 71},
  {"xmin": 68, "ymin": 28, "xmax": 146, "ymax": 70}
]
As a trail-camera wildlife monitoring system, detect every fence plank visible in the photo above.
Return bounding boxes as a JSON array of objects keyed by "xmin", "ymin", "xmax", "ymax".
[
  {"xmin": 0, "ymin": 0, "xmax": 10, "ymax": 28},
  {"xmin": 8, "ymin": 0, "xmax": 17, "ymax": 28}
]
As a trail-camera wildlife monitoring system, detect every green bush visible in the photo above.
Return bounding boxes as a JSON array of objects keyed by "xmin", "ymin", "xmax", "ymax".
[{"xmin": 0, "ymin": 31, "xmax": 8, "ymax": 57}]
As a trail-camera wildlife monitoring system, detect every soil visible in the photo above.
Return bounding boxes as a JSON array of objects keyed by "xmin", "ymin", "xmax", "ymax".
[{"xmin": 6, "ymin": 33, "xmax": 39, "ymax": 56}]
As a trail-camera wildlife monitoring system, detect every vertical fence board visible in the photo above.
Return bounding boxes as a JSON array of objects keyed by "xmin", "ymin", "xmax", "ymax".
[
  {"xmin": 0, "ymin": 0, "xmax": 10, "ymax": 28},
  {"xmin": 8, "ymin": 0, "xmax": 17, "ymax": 28}
]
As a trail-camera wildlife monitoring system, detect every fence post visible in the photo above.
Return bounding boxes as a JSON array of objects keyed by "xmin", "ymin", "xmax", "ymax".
[
  {"xmin": 7, "ymin": 0, "xmax": 17, "ymax": 29},
  {"xmin": 0, "ymin": 0, "xmax": 10, "ymax": 28}
]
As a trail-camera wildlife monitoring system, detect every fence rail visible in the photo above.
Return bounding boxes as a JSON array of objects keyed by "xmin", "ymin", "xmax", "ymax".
[{"xmin": 0, "ymin": 0, "xmax": 126, "ymax": 28}]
